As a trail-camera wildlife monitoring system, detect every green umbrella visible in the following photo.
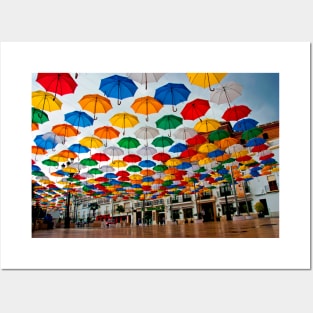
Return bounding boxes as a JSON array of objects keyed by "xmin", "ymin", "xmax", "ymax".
[
  {"xmin": 151, "ymin": 136, "xmax": 174, "ymax": 148},
  {"xmin": 153, "ymin": 164, "xmax": 168, "ymax": 172},
  {"xmin": 155, "ymin": 114, "xmax": 183, "ymax": 137},
  {"xmin": 126, "ymin": 165, "xmax": 142, "ymax": 172},
  {"xmin": 32, "ymin": 170, "xmax": 45, "ymax": 176},
  {"xmin": 208, "ymin": 129, "xmax": 230, "ymax": 142},
  {"xmin": 80, "ymin": 158, "xmax": 98, "ymax": 166},
  {"xmin": 117, "ymin": 137, "xmax": 140, "ymax": 150},
  {"xmin": 32, "ymin": 107, "xmax": 49, "ymax": 124},
  {"xmin": 42, "ymin": 159, "xmax": 58, "ymax": 167},
  {"xmin": 88, "ymin": 168, "xmax": 103, "ymax": 175},
  {"xmin": 241, "ymin": 127, "xmax": 263, "ymax": 140}
]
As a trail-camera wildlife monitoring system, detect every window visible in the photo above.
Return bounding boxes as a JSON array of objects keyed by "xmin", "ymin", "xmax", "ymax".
[{"xmin": 267, "ymin": 175, "xmax": 279, "ymax": 191}]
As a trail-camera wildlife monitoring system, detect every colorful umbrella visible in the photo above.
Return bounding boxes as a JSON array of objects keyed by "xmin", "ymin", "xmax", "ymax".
[
  {"xmin": 117, "ymin": 137, "xmax": 141, "ymax": 150},
  {"xmin": 209, "ymin": 81, "xmax": 242, "ymax": 106},
  {"xmin": 233, "ymin": 118, "xmax": 259, "ymax": 132},
  {"xmin": 99, "ymin": 74, "xmax": 138, "ymax": 105},
  {"xmin": 222, "ymin": 105, "xmax": 251, "ymax": 121},
  {"xmin": 151, "ymin": 136, "xmax": 174, "ymax": 148},
  {"xmin": 186, "ymin": 134, "xmax": 207, "ymax": 145},
  {"xmin": 64, "ymin": 110, "xmax": 94, "ymax": 131},
  {"xmin": 242, "ymin": 127, "xmax": 263, "ymax": 141},
  {"xmin": 32, "ymin": 90, "xmax": 63, "ymax": 112},
  {"xmin": 123, "ymin": 154, "xmax": 142, "ymax": 163},
  {"xmin": 79, "ymin": 136, "xmax": 103, "ymax": 149},
  {"xmin": 36, "ymin": 73, "xmax": 78, "ymax": 99},
  {"xmin": 51, "ymin": 123, "xmax": 79, "ymax": 143},
  {"xmin": 94, "ymin": 125, "xmax": 120, "ymax": 146},
  {"xmin": 152, "ymin": 152, "xmax": 171, "ymax": 163},
  {"xmin": 186, "ymin": 73, "xmax": 227, "ymax": 91},
  {"xmin": 180, "ymin": 98, "xmax": 210, "ymax": 121},
  {"xmin": 32, "ymin": 107, "xmax": 49, "ymax": 124},
  {"xmin": 155, "ymin": 83, "xmax": 191, "ymax": 112},
  {"xmin": 126, "ymin": 73, "xmax": 164, "ymax": 89},
  {"xmin": 68, "ymin": 144, "xmax": 91, "ymax": 154},
  {"xmin": 194, "ymin": 118, "xmax": 221, "ymax": 133},
  {"xmin": 91, "ymin": 152, "xmax": 110, "ymax": 162},
  {"xmin": 208, "ymin": 129, "xmax": 230, "ymax": 142},
  {"xmin": 131, "ymin": 96, "xmax": 163, "ymax": 121},
  {"xmin": 155, "ymin": 114, "xmax": 183, "ymax": 137},
  {"xmin": 78, "ymin": 94, "xmax": 112, "ymax": 120},
  {"xmin": 137, "ymin": 146, "xmax": 157, "ymax": 157},
  {"xmin": 103, "ymin": 146, "xmax": 124, "ymax": 158},
  {"xmin": 109, "ymin": 112, "xmax": 139, "ymax": 135}
]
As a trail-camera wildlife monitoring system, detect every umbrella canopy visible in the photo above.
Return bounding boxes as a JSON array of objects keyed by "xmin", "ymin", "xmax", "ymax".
[
  {"xmin": 91, "ymin": 152, "xmax": 110, "ymax": 162},
  {"xmin": 186, "ymin": 73, "xmax": 227, "ymax": 91},
  {"xmin": 209, "ymin": 81, "xmax": 243, "ymax": 106},
  {"xmin": 186, "ymin": 134, "xmax": 207, "ymax": 145},
  {"xmin": 103, "ymin": 145, "xmax": 124, "ymax": 158},
  {"xmin": 94, "ymin": 125, "xmax": 120, "ymax": 146},
  {"xmin": 151, "ymin": 136, "xmax": 174, "ymax": 148},
  {"xmin": 127, "ymin": 73, "xmax": 164, "ymax": 89},
  {"xmin": 117, "ymin": 137, "xmax": 141, "ymax": 150},
  {"xmin": 36, "ymin": 73, "xmax": 78, "ymax": 99},
  {"xmin": 68, "ymin": 143, "xmax": 90, "ymax": 154},
  {"xmin": 180, "ymin": 98, "xmax": 210, "ymax": 121},
  {"xmin": 32, "ymin": 108, "xmax": 49, "ymax": 124},
  {"xmin": 79, "ymin": 136, "xmax": 103, "ymax": 149},
  {"xmin": 152, "ymin": 152, "xmax": 171, "ymax": 162},
  {"xmin": 208, "ymin": 129, "xmax": 230, "ymax": 142},
  {"xmin": 99, "ymin": 74, "xmax": 138, "ymax": 105},
  {"xmin": 194, "ymin": 118, "xmax": 221, "ymax": 133},
  {"xmin": 242, "ymin": 127, "xmax": 263, "ymax": 140},
  {"xmin": 109, "ymin": 112, "xmax": 139, "ymax": 135},
  {"xmin": 198, "ymin": 143, "xmax": 219, "ymax": 154},
  {"xmin": 51, "ymin": 123, "xmax": 79, "ymax": 142},
  {"xmin": 64, "ymin": 110, "xmax": 94, "ymax": 130},
  {"xmin": 34, "ymin": 133, "xmax": 60, "ymax": 150},
  {"xmin": 123, "ymin": 154, "xmax": 142, "ymax": 163},
  {"xmin": 173, "ymin": 126, "xmax": 197, "ymax": 140},
  {"xmin": 131, "ymin": 96, "xmax": 163, "ymax": 121},
  {"xmin": 137, "ymin": 146, "xmax": 157, "ymax": 157},
  {"xmin": 78, "ymin": 94, "xmax": 112, "ymax": 120},
  {"xmin": 155, "ymin": 83, "xmax": 191, "ymax": 112},
  {"xmin": 32, "ymin": 90, "xmax": 62, "ymax": 112},
  {"xmin": 155, "ymin": 114, "xmax": 183, "ymax": 137},
  {"xmin": 233, "ymin": 118, "xmax": 259, "ymax": 132},
  {"xmin": 222, "ymin": 105, "xmax": 251, "ymax": 121}
]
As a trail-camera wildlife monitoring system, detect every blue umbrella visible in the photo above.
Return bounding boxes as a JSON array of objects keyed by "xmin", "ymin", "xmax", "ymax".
[
  {"xmin": 64, "ymin": 110, "xmax": 94, "ymax": 131},
  {"xmin": 68, "ymin": 143, "xmax": 91, "ymax": 154},
  {"xmin": 99, "ymin": 75, "xmax": 138, "ymax": 105},
  {"xmin": 169, "ymin": 143, "xmax": 188, "ymax": 153},
  {"xmin": 138, "ymin": 160, "xmax": 156, "ymax": 168},
  {"xmin": 208, "ymin": 149, "xmax": 225, "ymax": 158},
  {"xmin": 34, "ymin": 134, "xmax": 59, "ymax": 150},
  {"xmin": 233, "ymin": 118, "xmax": 259, "ymax": 132},
  {"xmin": 246, "ymin": 137, "xmax": 266, "ymax": 147},
  {"xmin": 155, "ymin": 83, "xmax": 191, "ymax": 112},
  {"xmin": 177, "ymin": 162, "xmax": 192, "ymax": 170}
]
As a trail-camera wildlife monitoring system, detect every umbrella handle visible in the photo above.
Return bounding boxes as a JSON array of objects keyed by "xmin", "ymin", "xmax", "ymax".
[
  {"xmin": 209, "ymin": 87, "xmax": 215, "ymax": 92},
  {"xmin": 172, "ymin": 106, "xmax": 178, "ymax": 112},
  {"xmin": 118, "ymin": 100, "xmax": 122, "ymax": 105},
  {"xmin": 146, "ymin": 116, "xmax": 149, "ymax": 122}
]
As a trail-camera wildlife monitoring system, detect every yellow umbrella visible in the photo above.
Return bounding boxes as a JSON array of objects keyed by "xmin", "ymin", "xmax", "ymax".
[
  {"xmin": 165, "ymin": 158, "xmax": 182, "ymax": 167},
  {"xmin": 32, "ymin": 90, "xmax": 62, "ymax": 112},
  {"xmin": 78, "ymin": 94, "xmax": 112, "ymax": 120},
  {"xmin": 198, "ymin": 157, "xmax": 212, "ymax": 166},
  {"xmin": 198, "ymin": 143, "xmax": 219, "ymax": 154},
  {"xmin": 194, "ymin": 118, "xmax": 221, "ymax": 133},
  {"xmin": 62, "ymin": 166, "xmax": 79, "ymax": 174},
  {"xmin": 129, "ymin": 174, "xmax": 143, "ymax": 181},
  {"xmin": 109, "ymin": 112, "xmax": 139, "ymax": 135},
  {"xmin": 79, "ymin": 136, "xmax": 103, "ymax": 149},
  {"xmin": 110, "ymin": 160, "xmax": 127, "ymax": 168},
  {"xmin": 49, "ymin": 154, "xmax": 68, "ymax": 163},
  {"xmin": 131, "ymin": 96, "xmax": 163, "ymax": 121},
  {"xmin": 186, "ymin": 73, "xmax": 227, "ymax": 91}
]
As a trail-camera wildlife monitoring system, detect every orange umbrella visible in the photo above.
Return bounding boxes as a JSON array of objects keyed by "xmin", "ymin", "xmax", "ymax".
[
  {"xmin": 51, "ymin": 123, "xmax": 79, "ymax": 143},
  {"xmin": 32, "ymin": 123, "xmax": 39, "ymax": 131},
  {"xmin": 131, "ymin": 96, "xmax": 163, "ymax": 121},
  {"xmin": 32, "ymin": 146, "xmax": 47, "ymax": 160},
  {"xmin": 58, "ymin": 150, "xmax": 78, "ymax": 159},
  {"xmin": 94, "ymin": 126, "xmax": 120, "ymax": 146},
  {"xmin": 78, "ymin": 94, "xmax": 112, "ymax": 120}
]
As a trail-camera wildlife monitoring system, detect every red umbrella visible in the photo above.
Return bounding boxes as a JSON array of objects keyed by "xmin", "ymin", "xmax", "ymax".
[
  {"xmin": 186, "ymin": 134, "xmax": 207, "ymax": 145},
  {"xmin": 180, "ymin": 148, "xmax": 197, "ymax": 159},
  {"xmin": 91, "ymin": 152, "xmax": 110, "ymax": 162},
  {"xmin": 222, "ymin": 105, "xmax": 251, "ymax": 121},
  {"xmin": 251, "ymin": 144, "xmax": 269, "ymax": 153},
  {"xmin": 180, "ymin": 98, "xmax": 210, "ymax": 121},
  {"xmin": 123, "ymin": 154, "xmax": 142, "ymax": 163},
  {"xmin": 36, "ymin": 73, "xmax": 78, "ymax": 99},
  {"xmin": 152, "ymin": 152, "xmax": 171, "ymax": 162}
]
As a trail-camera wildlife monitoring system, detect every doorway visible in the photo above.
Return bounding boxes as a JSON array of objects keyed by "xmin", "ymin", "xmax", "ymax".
[
  {"xmin": 201, "ymin": 202, "xmax": 214, "ymax": 222},
  {"xmin": 259, "ymin": 199, "xmax": 269, "ymax": 215}
]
